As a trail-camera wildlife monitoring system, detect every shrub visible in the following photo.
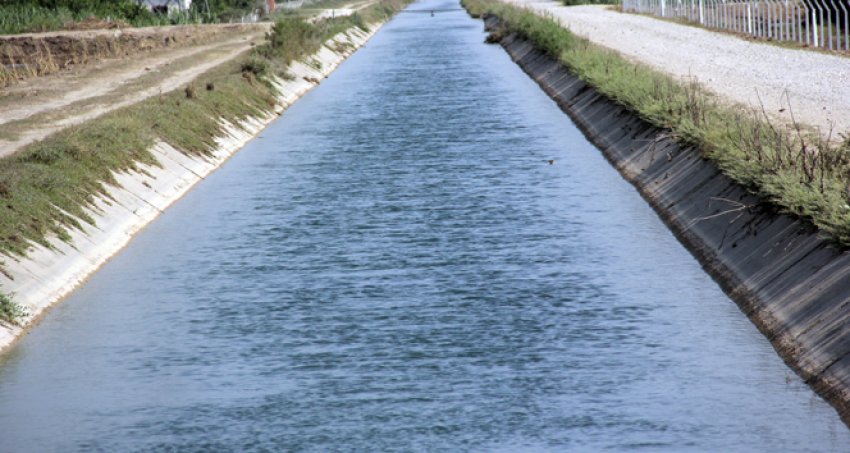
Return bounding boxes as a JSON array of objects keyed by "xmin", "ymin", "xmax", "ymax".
[
  {"xmin": 241, "ymin": 55, "xmax": 270, "ymax": 77},
  {"xmin": 0, "ymin": 293, "xmax": 26, "ymax": 326}
]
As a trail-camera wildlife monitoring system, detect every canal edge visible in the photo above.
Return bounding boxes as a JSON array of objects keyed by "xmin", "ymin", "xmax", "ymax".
[
  {"xmin": 477, "ymin": 14, "xmax": 850, "ymax": 426},
  {"xmin": 0, "ymin": 22, "xmax": 388, "ymax": 356}
]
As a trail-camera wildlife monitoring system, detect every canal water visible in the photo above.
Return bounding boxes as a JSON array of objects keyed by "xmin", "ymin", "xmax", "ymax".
[{"xmin": 1, "ymin": 1, "xmax": 849, "ymax": 451}]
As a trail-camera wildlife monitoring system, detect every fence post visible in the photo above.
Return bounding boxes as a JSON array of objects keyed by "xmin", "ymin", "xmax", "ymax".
[
  {"xmin": 841, "ymin": 0, "xmax": 849, "ymax": 50},
  {"xmin": 710, "ymin": 0, "xmax": 717, "ymax": 27},
  {"xmin": 826, "ymin": 0, "xmax": 837, "ymax": 50},
  {"xmin": 748, "ymin": 2, "xmax": 753, "ymax": 33},
  {"xmin": 755, "ymin": 1, "xmax": 761, "ymax": 38},
  {"xmin": 813, "ymin": 7, "xmax": 819, "ymax": 47},
  {"xmin": 812, "ymin": 0, "xmax": 825, "ymax": 47},
  {"xmin": 800, "ymin": 0, "xmax": 811, "ymax": 44},
  {"xmin": 786, "ymin": 0, "xmax": 793, "ymax": 41}
]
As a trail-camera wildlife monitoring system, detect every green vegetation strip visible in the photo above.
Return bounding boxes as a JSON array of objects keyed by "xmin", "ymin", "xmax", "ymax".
[
  {"xmin": 0, "ymin": 0, "xmax": 402, "ymax": 35},
  {"xmin": 0, "ymin": 293, "xmax": 26, "ymax": 326},
  {"xmin": 0, "ymin": 1, "xmax": 194, "ymax": 34},
  {"xmin": 241, "ymin": 2, "xmax": 399, "ymax": 80},
  {"xmin": 0, "ymin": 0, "xmax": 409, "ymax": 323},
  {"xmin": 0, "ymin": 0, "xmax": 291, "ymax": 35},
  {"xmin": 465, "ymin": 0, "xmax": 850, "ymax": 244}
]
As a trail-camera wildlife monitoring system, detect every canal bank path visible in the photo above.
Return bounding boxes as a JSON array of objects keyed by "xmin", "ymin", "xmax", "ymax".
[
  {"xmin": 502, "ymin": 1, "xmax": 850, "ymax": 138},
  {"xmin": 0, "ymin": 0, "xmax": 374, "ymax": 159}
]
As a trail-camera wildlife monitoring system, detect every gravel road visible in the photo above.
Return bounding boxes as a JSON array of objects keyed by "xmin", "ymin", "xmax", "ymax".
[
  {"xmin": 0, "ymin": 1, "xmax": 374, "ymax": 158},
  {"xmin": 0, "ymin": 30, "xmax": 266, "ymax": 157},
  {"xmin": 503, "ymin": 1, "xmax": 850, "ymax": 138}
]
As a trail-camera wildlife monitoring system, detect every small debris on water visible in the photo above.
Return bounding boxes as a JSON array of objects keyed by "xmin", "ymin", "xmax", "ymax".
[{"xmin": 547, "ymin": 159, "xmax": 555, "ymax": 165}]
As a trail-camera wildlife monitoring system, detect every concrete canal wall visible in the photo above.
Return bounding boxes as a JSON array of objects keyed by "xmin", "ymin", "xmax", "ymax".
[
  {"xmin": 0, "ymin": 24, "xmax": 383, "ymax": 354},
  {"xmin": 484, "ymin": 16, "xmax": 850, "ymax": 424}
]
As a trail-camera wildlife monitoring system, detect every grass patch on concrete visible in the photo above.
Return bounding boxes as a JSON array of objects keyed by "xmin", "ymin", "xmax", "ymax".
[
  {"xmin": 0, "ymin": 292, "xmax": 26, "ymax": 326},
  {"xmin": 0, "ymin": 0, "xmax": 410, "ymax": 323},
  {"xmin": 465, "ymin": 0, "xmax": 850, "ymax": 244},
  {"xmin": 0, "ymin": 60, "xmax": 277, "ymax": 257},
  {"xmin": 249, "ymin": 0, "xmax": 407, "ymax": 79},
  {"xmin": 0, "ymin": 0, "xmax": 409, "ymax": 262}
]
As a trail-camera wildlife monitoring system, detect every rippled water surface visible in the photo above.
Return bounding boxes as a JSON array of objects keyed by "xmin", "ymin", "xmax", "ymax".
[{"xmin": 1, "ymin": 1, "xmax": 849, "ymax": 451}]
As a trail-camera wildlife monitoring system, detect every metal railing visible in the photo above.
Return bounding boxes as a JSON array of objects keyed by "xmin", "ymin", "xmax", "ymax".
[{"xmin": 622, "ymin": 0, "xmax": 850, "ymax": 51}]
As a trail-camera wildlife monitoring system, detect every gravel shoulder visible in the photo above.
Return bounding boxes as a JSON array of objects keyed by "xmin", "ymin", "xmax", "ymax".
[{"xmin": 502, "ymin": 1, "xmax": 850, "ymax": 138}]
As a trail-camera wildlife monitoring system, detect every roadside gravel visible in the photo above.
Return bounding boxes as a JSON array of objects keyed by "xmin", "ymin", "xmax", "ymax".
[{"xmin": 502, "ymin": 1, "xmax": 850, "ymax": 139}]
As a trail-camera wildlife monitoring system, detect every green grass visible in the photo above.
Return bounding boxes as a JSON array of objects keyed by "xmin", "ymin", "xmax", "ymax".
[
  {"xmin": 251, "ymin": 0, "xmax": 407, "ymax": 79},
  {"xmin": 0, "ymin": 3, "xmax": 192, "ymax": 35},
  {"xmin": 465, "ymin": 0, "xmax": 850, "ymax": 244},
  {"xmin": 0, "ymin": 292, "xmax": 26, "ymax": 325},
  {"xmin": 0, "ymin": 61, "xmax": 278, "ymax": 257},
  {"xmin": 0, "ymin": 0, "xmax": 410, "ymax": 308},
  {"xmin": 0, "ymin": 0, "xmax": 410, "ymax": 257},
  {"xmin": 0, "ymin": 0, "xmax": 271, "ymax": 34}
]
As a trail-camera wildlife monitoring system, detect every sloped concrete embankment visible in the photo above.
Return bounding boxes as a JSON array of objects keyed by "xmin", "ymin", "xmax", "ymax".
[
  {"xmin": 0, "ymin": 24, "xmax": 382, "ymax": 353},
  {"xmin": 485, "ymin": 16, "xmax": 850, "ymax": 424}
]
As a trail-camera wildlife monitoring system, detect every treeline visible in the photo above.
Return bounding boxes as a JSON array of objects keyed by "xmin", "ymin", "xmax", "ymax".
[{"xmin": 0, "ymin": 0, "xmax": 264, "ymax": 34}]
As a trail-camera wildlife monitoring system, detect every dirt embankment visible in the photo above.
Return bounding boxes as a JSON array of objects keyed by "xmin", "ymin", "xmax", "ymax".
[
  {"xmin": 0, "ymin": 23, "xmax": 266, "ymax": 86},
  {"xmin": 0, "ymin": 23, "xmax": 270, "ymax": 158}
]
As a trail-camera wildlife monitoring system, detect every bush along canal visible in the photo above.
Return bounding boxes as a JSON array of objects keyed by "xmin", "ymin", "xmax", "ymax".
[
  {"xmin": 465, "ymin": 0, "xmax": 850, "ymax": 431},
  {"xmin": 0, "ymin": 0, "xmax": 849, "ymax": 450}
]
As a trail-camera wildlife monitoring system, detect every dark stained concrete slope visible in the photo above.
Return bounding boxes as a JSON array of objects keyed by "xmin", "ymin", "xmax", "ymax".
[{"xmin": 484, "ymin": 16, "xmax": 850, "ymax": 425}]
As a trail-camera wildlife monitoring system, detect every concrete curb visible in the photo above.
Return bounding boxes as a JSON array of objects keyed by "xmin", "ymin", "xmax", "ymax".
[{"xmin": 485, "ymin": 15, "xmax": 850, "ymax": 425}]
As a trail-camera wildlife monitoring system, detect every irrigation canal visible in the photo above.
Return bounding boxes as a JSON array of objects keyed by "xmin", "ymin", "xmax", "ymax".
[{"xmin": 1, "ymin": 0, "xmax": 849, "ymax": 450}]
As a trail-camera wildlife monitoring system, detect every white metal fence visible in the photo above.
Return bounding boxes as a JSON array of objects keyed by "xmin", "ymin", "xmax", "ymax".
[{"xmin": 622, "ymin": 0, "xmax": 850, "ymax": 51}]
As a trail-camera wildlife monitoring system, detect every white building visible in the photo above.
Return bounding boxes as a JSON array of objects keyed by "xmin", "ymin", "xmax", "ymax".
[{"xmin": 139, "ymin": 0, "xmax": 193, "ymax": 14}]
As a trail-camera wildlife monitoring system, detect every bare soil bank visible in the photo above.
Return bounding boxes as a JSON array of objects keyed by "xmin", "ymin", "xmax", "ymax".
[
  {"xmin": 484, "ymin": 16, "xmax": 850, "ymax": 427},
  {"xmin": 0, "ymin": 23, "xmax": 266, "ymax": 86}
]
